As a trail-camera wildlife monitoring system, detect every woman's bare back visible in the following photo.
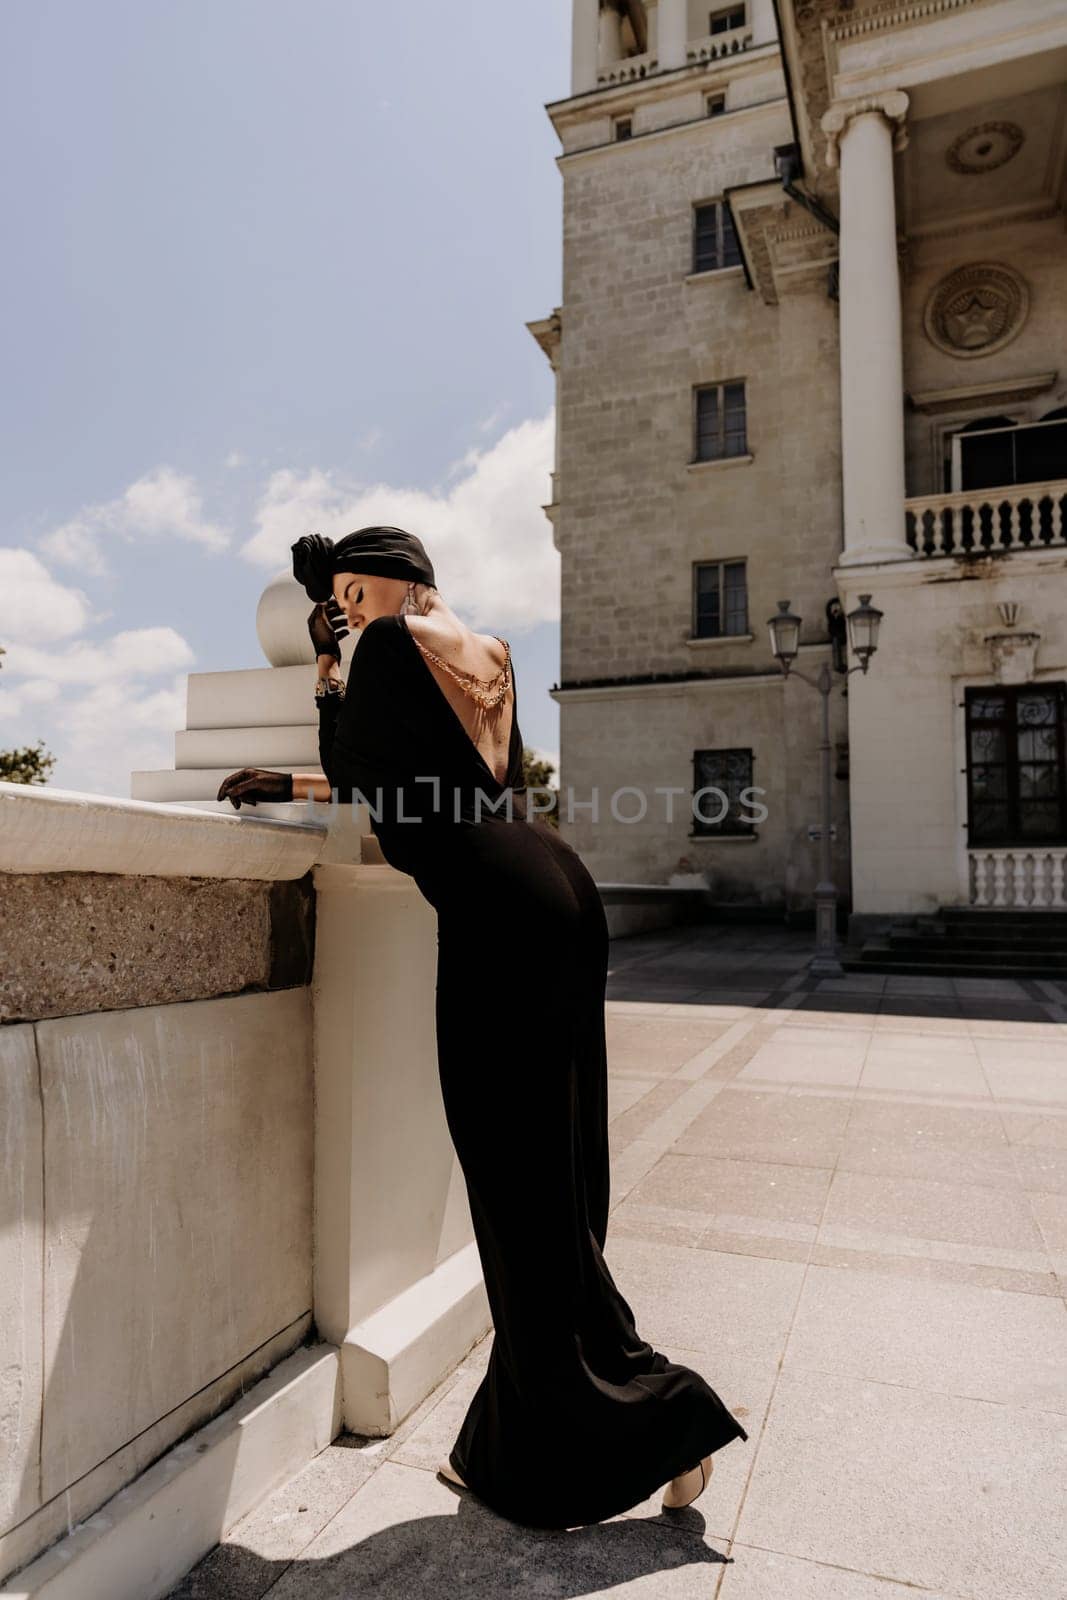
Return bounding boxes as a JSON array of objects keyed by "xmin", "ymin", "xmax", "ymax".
[{"xmin": 403, "ymin": 614, "xmax": 515, "ymax": 786}]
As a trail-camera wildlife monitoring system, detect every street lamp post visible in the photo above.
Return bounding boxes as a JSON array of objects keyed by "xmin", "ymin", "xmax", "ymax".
[{"xmin": 767, "ymin": 594, "xmax": 883, "ymax": 976}]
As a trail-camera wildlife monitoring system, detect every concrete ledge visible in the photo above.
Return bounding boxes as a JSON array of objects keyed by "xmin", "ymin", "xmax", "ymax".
[
  {"xmin": 0, "ymin": 1316, "xmax": 313, "ymax": 1584},
  {"xmin": 0, "ymin": 1344, "xmax": 341, "ymax": 1600},
  {"xmin": 597, "ymin": 884, "xmax": 792, "ymax": 938},
  {"xmin": 596, "ymin": 884, "xmax": 712, "ymax": 940},
  {"xmin": 0, "ymin": 784, "xmax": 326, "ymax": 882},
  {"xmin": 340, "ymin": 1241, "xmax": 491, "ymax": 1435},
  {"xmin": 596, "ymin": 883, "xmax": 711, "ymax": 905}
]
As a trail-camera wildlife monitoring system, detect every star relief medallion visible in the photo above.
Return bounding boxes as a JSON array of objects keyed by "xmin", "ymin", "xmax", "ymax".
[{"xmin": 922, "ymin": 263, "xmax": 1030, "ymax": 360}]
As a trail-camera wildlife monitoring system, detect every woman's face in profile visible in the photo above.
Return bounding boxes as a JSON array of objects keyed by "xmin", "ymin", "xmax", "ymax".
[{"xmin": 332, "ymin": 569, "xmax": 395, "ymax": 632}]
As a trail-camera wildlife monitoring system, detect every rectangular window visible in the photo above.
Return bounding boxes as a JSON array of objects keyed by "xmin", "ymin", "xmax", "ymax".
[
  {"xmin": 693, "ymin": 201, "xmax": 741, "ymax": 273},
  {"xmin": 695, "ymin": 381, "xmax": 747, "ymax": 462},
  {"xmin": 692, "ymin": 748, "xmax": 756, "ymax": 835},
  {"xmin": 949, "ymin": 417, "xmax": 1067, "ymax": 493},
  {"xmin": 693, "ymin": 560, "xmax": 748, "ymax": 638},
  {"xmin": 613, "ymin": 115, "xmax": 633, "ymax": 141},
  {"xmin": 965, "ymin": 683, "xmax": 1067, "ymax": 846},
  {"xmin": 706, "ymin": 93, "xmax": 726, "ymax": 117},
  {"xmin": 709, "ymin": 4, "xmax": 746, "ymax": 33}
]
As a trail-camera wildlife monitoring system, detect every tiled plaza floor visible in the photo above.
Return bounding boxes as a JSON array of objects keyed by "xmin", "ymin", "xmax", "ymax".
[{"xmin": 169, "ymin": 922, "xmax": 1067, "ymax": 1600}]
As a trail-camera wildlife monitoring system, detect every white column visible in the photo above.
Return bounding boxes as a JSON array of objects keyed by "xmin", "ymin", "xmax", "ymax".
[
  {"xmin": 657, "ymin": 0, "xmax": 688, "ymax": 69},
  {"xmin": 748, "ymin": 0, "xmax": 777, "ymax": 46},
  {"xmin": 822, "ymin": 92, "xmax": 910, "ymax": 565},
  {"xmin": 598, "ymin": 1, "xmax": 624, "ymax": 72},
  {"xmin": 571, "ymin": 0, "xmax": 600, "ymax": 94}
]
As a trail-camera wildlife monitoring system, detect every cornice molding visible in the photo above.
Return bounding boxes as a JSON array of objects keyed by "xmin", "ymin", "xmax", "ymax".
[
  {"xmin": 908, "ymin": 199, "xmax": 1061, "ymax": 243},
  {"xmin": 770, "ymin": 218, "xmax": 827, "ymax": 244},
  {"xmin": 906, "ymin": 371, "xmax": 1057, "ymax": 415},
  {"xmin": 554, "ymin": 93, "xmax": 790, "ymax": 167},
  {"xmin": 781, "ymin": 0, "xmax": 981, "ymax": 185},
  {"xmin": 549, "ymin": 671, "xmax": 786, "ymax": 701},
  {"xmin": 526, "ymin": 310, "xmax": 562, "ymax": 367},
  {"xmin": 826, "ymin": 0, "xmax": 979, "ymax": 44},
  {"xmin": 545, "ymin": 38, "xmax": 781, "ymax": 123}
]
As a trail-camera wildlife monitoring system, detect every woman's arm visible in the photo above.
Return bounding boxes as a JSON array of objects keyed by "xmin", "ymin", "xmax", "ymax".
[
  {"xmin": 292, "ymin": 651, "xmax": 346, "ymax": 803},
  {"xmin": 296, "ymin": 620, "xmax": 405, "ymax": 812},
  {"xmin": 291, "ymin": 771, "xmax": 332, "ymax": 803}
]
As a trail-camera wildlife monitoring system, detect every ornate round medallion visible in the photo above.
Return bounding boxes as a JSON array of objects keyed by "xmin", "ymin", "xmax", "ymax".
[
  {"xmin": 922, "ymin": 263, "xmax": 1029, "ymax": 359},
  {"xmin": 946, "ymin": 121, "xmax": 1024, "ymax": 175}
]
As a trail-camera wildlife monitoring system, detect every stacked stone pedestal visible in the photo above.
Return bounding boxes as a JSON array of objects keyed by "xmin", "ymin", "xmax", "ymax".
[{"xmin": 130, "ymin": 568, "xmax": 354, "ymax": 806}]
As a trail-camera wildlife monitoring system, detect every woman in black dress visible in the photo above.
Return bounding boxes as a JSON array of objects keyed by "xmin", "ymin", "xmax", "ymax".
[{"xmin": 218, "ymin": 525, "xmax": 748, "ymax": 1529}]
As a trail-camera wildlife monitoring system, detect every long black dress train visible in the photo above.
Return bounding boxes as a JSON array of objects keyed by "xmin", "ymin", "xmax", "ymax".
[{"xmin": 316, "ymin": 612, "xmax": 748, "ymax": 1528}]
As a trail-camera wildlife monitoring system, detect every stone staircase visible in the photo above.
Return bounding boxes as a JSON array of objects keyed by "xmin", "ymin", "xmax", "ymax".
[{"xmin": 844, "ymin": 906, "xmax": 1067, "ymax": 979}]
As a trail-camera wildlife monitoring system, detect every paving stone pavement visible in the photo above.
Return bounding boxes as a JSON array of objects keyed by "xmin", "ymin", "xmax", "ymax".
[{"xmin": 168, "ymin": 923, "xmax": 1067, "ymax": 1600}]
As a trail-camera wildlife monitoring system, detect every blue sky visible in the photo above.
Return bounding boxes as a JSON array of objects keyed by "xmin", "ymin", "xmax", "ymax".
[{"xmin": 0, "ymin": 0, "xmax": 569, "ymax": 795}]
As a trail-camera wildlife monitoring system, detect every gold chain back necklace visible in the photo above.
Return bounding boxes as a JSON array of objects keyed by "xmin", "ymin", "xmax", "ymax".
[{"xmin": 411, "ymin": 632, "xmax": 512, "ymax": 712}]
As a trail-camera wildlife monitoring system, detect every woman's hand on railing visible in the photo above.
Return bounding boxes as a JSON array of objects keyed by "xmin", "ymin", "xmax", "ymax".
[{"xmin": 217, "ymin": 768, "xmax": 295, "ymax": 809}]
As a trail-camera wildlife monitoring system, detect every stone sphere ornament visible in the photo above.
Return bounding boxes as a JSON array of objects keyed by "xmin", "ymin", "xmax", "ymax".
[{"xmin": 256, "ymin": 568, "xmax": 358, "ymax": 668}]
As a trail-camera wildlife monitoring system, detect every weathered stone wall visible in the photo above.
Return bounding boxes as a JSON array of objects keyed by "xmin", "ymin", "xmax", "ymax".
[
  {"xmin": 0, "ymin": 870, "xmax": 314, "ymax": 1022},
  {"xmin": 553, "ymin": 88, "xmax": 850, "ymax": 903}
]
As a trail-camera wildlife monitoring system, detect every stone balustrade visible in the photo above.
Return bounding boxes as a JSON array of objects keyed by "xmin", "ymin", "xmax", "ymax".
[
  {"xmin": 968, "ymin": 846, "xmax": 1067, "ymax": 909},
  {"xmin": 686, "ymin": 25, "xmax": 752, "ymax": 63},
  {"xmin": 905, "ymin": 480, "xmax": 1067, "ymax": 558},
  {"xmin": 594, "ymin": 24, "xmax": 752, "ymax": 87},
  {"xmin": 597, "ymin": 48, "xmax": 656, "ymax": 84}
]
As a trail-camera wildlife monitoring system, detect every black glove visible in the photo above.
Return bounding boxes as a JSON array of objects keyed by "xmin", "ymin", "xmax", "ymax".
[
  {"xmin": 217, "ymin": 768, "xmax": 295, "ymax": 809},
  {"xmin": 307, "ymin": 599, "xmax": 349, "ymax": 663}
]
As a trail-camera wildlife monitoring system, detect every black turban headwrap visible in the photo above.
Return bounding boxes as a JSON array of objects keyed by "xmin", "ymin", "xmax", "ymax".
[{"xmin": 291, "ymin": 525, "xmax": 436, "ymax": 604}]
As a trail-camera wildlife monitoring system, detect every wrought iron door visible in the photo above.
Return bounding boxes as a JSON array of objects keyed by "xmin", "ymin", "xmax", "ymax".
[{"xmin": 964, "ymin": 683, "xmax": 1067, "ymax": 845}]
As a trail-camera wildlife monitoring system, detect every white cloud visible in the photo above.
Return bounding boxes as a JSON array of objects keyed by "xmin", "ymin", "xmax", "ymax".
[
  {"xmin": 0, "ymin": 548, "xmax": 91, "ymax": 640},
  {"xmin": 47, "ymin": 676, "xmax": 189, "ymax": 798},
  {"xmin": 16, "ymin": 680, "xmax": 61, "ymax": 705},
  {"xmin": 240, "ymin": 410, "xmax": 558, "ymax": 629},
  {"xmin": 0, "ymin": 544, "xmax": 195, "ymax": 797},
  {"xmin": 477, "ymin": 403, "xmax": 511, "ymax": 435},
  {"xmin": 38, "ymin": 466, "xmax": 229, "ymax": 573},
  {"xmin": 224, "ymin": 451, "xmax": 246, "ymax": 468},
  {"xmin": 2, "ymin": 411, "xmax": 558, "ymax": 796},
  {"xmin": 2, "ymin": 627, "xmax": 194, "ymax": 687},
  {"xmin": 34, "ymin": 518, "xmax": 112, "ymax": 577}
]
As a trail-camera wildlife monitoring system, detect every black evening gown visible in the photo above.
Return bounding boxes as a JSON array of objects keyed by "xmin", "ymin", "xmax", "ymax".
[{"xmin": 316, "ymin": 612, "xmax": 748, "ymax": 1528}]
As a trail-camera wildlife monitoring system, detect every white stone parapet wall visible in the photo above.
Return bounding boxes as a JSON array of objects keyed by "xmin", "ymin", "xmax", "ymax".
[
  {"xmin": 0, "ymin": 784, "xmax": 486, "ymax": 1595},
  {"xmin": 0, "ymin": 784, "xmax": 323, "ymax": 1586}
]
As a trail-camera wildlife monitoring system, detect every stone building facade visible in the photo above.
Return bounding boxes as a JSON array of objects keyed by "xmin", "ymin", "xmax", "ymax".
[{"xmin": 531, "ymin": 0, "xmax": 1067, "ymax": 922}]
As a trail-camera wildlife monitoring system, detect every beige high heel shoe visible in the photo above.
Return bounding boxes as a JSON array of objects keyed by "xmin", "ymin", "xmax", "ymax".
[
  {"xmin": 438, "ymin": 1457, "xmax": 468, "ymax": 1488},
  {"xmin": 661, "ymin": 1452, "xmax": 713, "ymax": 1510}
]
